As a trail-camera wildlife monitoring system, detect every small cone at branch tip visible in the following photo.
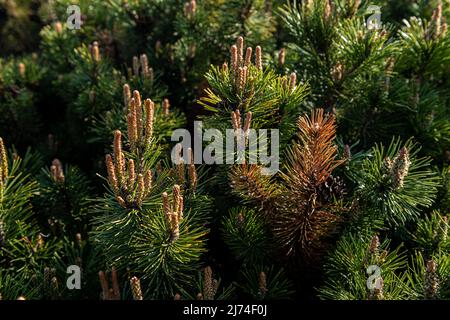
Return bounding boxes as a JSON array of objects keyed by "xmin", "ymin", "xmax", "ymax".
[
  {"xmin": 130, "ymin": 277, "xmax": 143, "ymax": 300},
  {"xmin": 187, "ymin": 148, "xmax": 197, "ymax": 191},
  {"xmin": 110, "ymin": 267, "xmax": 120, "ymax": 300},
  {"xmin": 238, "ymin": 66, "xmax": 248, "ymax": 93},
  {"xmin": 173, "ymin": 184, "xmax": 181, "ymax": 209},
  {"xmin": 117, "ymin": 196, "xmax": 126, "ymax": 208},
  {"xmin": 127, "ymin": 98, "xmax": 138, "ymax": 149},
  {"xmin": 235, "ymin": 109, "xmax": 241, "ymax": 128},
  {"xmin": 344, "ymin": 144, "xmax": 352, "ymax": 161},
  {"xmin": 390, "ymin": 147, "xmax": 411, "ymax": 189},
  {"xmin": 231, "ymin": 111, "xmax": 239, "ymax": 131},
  {"xmin": 222, "ymin": 62, "xmax": 228, "ymax": 73},
  {"xmin": 75, "ymin": 233, "xmax": 82, "ymax": 245},
  {"xmin": 133, "ymin": 91, "xmax": 143, "ymax": 140},
  {"xmin": 133, "ymin": 90, "xmax": 142, "ymax": 108},
  {"xmin": 113, "ymin": 131, "xmax": 124, "ymax": 185},
  {"xmin": 174, "ymin": 293, "xmax": 181, "ymax": 300}
]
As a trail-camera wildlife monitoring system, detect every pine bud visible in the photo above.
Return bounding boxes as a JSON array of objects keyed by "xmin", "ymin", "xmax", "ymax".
[
  {"xmin": 237, "ymin": 36, "xmax": 244, "ymax": 67},
  {"xmin": 244, "ymin": 47, "xmax": 253, "ymax": 67},
  {"xmin": 123, "ymin": 84, "xmax": 131, "ymax": 110},
  {"xmin": 174, "ymin": 293, "xmax": 181, "ymax": 300},
  {"xmin": 162, "ymin": 98, "xmax": 170, "ymax": 116},
  {"xmin": 51, "ymin": 159, "xmax": 65, "ymax": 183},
  {"xmin": 144, "ymin": 99, "xmax": 154, "ymax": 147},
  {"xmin": 289, "ymin": 72, "xmax": 297, "ymax": 93},
  {"xmin": 324, "ymin": 0, "xmax": 332, "ymax": 23},
  {"xmin": 128, "ymin": 159, "xmax": 135, "ymax": 191},
  {"xmin": 140, "ymin": 54, "xmax": 149, "ymax": 77},
  {"xmin": 136, "ymin": 174, "xmax": 145, "ymax": 206},
  {"xmin": 105, "ymin": 154, "xmax": 118, "ymax": 193},
  {"xmin": 425, "ymin": 260, "xmax": 439, "ymax": 299},
  {"xmin": 255, "ymin": 46, "xmax": 262, "ymax": 71},
  {"xmin": 258, "ymin": 271, "xmax": 268, "ymax": 299},
  {"xmin": 230, "ymin": 45, "xmax": 238, "ymax": 76},
  {"xmin": 390, "ymin": 147, "xmax": 411, "ymax": 189},
  {"xmin": 144, "ymin": 169, "xmax": 153, "ymax": 197},
  {"xmin": 91, "ymin": 41, "xmax": 100, "ymax": 62},
  {"xmin": 369, "ymin": 235, "xmax": 379, "ymax": 256},
  {"xmin": 18, "ymin": 63, "xmax": 26, "ymax": 77},
  {"xmin": 278, "ymin": 48, "xmax": 286, "ymax": 67},
  {"xmin": 0, "ymin": 221, "xmax": 4, "ymax": 247},
  {"xmin": 132, "ymin": 56, "xmax": 139, "ymax": 76},
  {"xmin": 130, "ymin": 276, "xmax": 143, "ymax": 300},
  {"xmin": 0, "ymin": 138, "xmax": 8, "ymax": 183},
  {"xmin": 231, "ymin": 111, "xmax": 239, "ymax": 131},
  {"xmin": 54, "ymin": 21, "xmax": 63, "ymax": 34},
  {"xmin": 203, "ymin": 266, "xmax": 217, "ymax": 300}
]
